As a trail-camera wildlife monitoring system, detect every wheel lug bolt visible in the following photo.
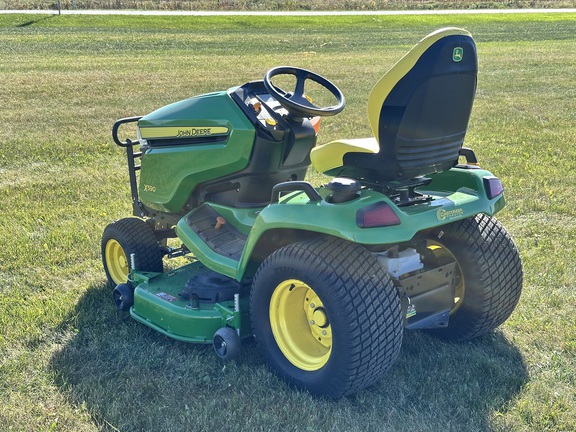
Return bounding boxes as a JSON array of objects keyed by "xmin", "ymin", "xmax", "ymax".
[
  {"xmin": 310, "ymin": 303, "xmax": 315, "ymax": 308},
  {"xmin": 309, "ymin": 320, "xmax": 315, "ymax": 325}
]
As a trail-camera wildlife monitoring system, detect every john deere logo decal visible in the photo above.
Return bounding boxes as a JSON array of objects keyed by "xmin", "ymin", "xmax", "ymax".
[
  {"xmin": 139, "ymin": 126, "xmax": 229, "ymax": 139},
  {"xmin": 453, "ymin": 47, "xmax": 464, "ymax": 62}
]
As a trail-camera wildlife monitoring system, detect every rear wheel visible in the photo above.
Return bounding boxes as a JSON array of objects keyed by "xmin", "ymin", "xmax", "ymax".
[
  {"xmin": 424, "ymin": 214, "xmax": 522, "ymax": 341},
  {"xmin": 250, "ymin": 236, "xmax": 403, "ymax": 398},
  {"xmin": 102, "ymin": 218, "xmax": 163, "ymax": 286}
]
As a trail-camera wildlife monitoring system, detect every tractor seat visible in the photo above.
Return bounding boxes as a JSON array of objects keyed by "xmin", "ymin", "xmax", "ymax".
[
  {"xmin": 311, "ymin": 27, "xmax": 477, "ymax": 182},
  {"xmin": 310, "ymin": 138, "xmax": 379, "ymax": 174}
]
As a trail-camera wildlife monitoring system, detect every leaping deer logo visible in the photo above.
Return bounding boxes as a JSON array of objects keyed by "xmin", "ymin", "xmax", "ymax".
[{"xmin": 453, "ymin": 47, "xmax": 464, "ymax": 62}]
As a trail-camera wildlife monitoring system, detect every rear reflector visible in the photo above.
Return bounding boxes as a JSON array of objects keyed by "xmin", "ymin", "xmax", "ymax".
[
  {"xmin": 483, "ymin": 176, "xmax": 504, "ymax": 199},
  {"xmin": 356, "ymin": 202, "xmax": 401, "ymax": 228}
]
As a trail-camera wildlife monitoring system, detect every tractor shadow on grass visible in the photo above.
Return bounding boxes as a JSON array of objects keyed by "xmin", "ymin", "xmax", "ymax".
[
  {"xmin": 357, "ymin": 330, "xmax": 529, "ymax": 430},
  {"xmin": 51, "ymin": 282, "xmax": 528, "ymax": 431}
]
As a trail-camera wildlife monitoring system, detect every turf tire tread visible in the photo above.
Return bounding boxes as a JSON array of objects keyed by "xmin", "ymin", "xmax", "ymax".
[{"xmin": 251, "ymin": 236, "xmax": 403, "ymax": 398}]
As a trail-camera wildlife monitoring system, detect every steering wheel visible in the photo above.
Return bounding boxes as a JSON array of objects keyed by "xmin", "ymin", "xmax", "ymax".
[{"xmin": 263, "ymin": 66, "xmax": 345, "ymax": 118}]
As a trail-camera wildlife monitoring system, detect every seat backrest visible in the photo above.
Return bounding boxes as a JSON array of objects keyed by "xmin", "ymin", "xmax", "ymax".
[{"xmin": 352, "ymin": 28, "xmax": 477, "ymax": 181}]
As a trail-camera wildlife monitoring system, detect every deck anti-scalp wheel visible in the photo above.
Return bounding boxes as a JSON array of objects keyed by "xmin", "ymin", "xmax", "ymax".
[
  {"xmin": 213, "ymin": 327, "xmax": 241, "ymax": 361},
  {"xmin": 101, "ymin": 217, "xmax": 163, "ymax": 286},
  {"xmin": 250, "ymin": 236, "xmax": 403, "ymax": 399},
  {"xmin": 112, "ymin": 282, "xmax": 134, "ymax": 312},
  {"xmin": 424, "ymin": 214, "xmax": 523, "ymax": 341}
]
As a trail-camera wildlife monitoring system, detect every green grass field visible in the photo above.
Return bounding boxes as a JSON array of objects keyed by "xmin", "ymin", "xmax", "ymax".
[
  {"xmin": 1, "ymin": 11, "xmax": 575, "ymax": 431},
  {"xmin": 3, "ymin": 0, "xmax": 576, "ymax": 11}
]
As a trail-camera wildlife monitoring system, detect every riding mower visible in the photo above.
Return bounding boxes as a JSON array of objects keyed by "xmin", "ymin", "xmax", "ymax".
[{"xmin": 102, "ymin": 27, "xmax": 522, "ymax": 399}]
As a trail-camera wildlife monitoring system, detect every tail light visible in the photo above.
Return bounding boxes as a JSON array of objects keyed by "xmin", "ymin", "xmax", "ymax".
[
  {"xmin": 357, "ymin": 202, "xmax": 401, "ymax": 228},
  {"xmin": 483, "ymin": 176, "xmax": 504, "ymax": 199}
]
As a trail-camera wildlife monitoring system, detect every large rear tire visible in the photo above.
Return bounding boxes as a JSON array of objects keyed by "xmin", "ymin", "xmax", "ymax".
[
  {"xmin": 424, "ymin": 214, "xmax": 522, "ymax": 341},
  {"xmin": 250, "ymin": 236, "xmax": 403, "ymax": 399},
  {"xmin": 101, "ymin": 218, "xmax": 164, "ymax": 286}
]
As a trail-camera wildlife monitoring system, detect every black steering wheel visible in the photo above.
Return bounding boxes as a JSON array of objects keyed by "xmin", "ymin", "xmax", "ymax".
[{"xmin": 263, "ymin": 66, "xmax": 345, "ymax": 118}]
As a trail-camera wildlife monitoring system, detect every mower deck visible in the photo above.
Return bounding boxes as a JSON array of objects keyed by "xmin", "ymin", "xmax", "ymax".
[{"xmin": 130, "ymin": 261, "xmax": 251, "ymax": 343}]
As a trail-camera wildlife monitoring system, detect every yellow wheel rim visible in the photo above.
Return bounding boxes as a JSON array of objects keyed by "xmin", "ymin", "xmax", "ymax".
[
  {"xmin": 105, "ymin": 239, "xmax": 129, "ymax": 285},
  {"xmin": 269, "ymin": 279, "xmax": 332, "ymax": 371},
  {"xmin": 427, "ymin": 241, "xmax": 464, "ymax": 313}
]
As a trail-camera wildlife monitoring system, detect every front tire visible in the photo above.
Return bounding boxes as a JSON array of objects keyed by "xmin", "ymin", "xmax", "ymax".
[
  {"xmin": 250, "ymin": 237, "xmax": 403, "ymax": 399},
  {"xmin": 102, "ymin": 218, "xmax": 163, "ymax": 286},
  {"xmin": 425, "ymin": 214, "xmax": 522, "ymax": 341}
]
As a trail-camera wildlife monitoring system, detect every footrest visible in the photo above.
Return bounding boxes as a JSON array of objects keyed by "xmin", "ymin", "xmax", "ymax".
[{"xmin": 185, "ymin": 205, "xmax": 247, "ymax": 262}]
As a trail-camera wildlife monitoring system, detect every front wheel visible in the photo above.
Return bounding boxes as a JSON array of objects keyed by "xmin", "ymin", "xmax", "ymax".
[
  {"xmin": 250, "ymin": 237, "xmax": 403, "ymax": 399},
  {"xmin": 102, "ymin": 218, "xmax": 164, "ymax": 286},
  {"xmin": 424, "ymin": 214, "xmax": 523, "ymax": 341}
]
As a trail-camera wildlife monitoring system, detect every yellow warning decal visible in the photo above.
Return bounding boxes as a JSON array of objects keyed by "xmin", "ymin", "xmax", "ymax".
[{"xmin": 139, "ymin": 126, "xmax": 229, "ymax": 139}]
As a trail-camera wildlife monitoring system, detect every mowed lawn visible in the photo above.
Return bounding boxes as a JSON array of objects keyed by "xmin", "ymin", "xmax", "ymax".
[{"xmin": 0, "ymin": 11, "xmax": 575, "ymax": 432}]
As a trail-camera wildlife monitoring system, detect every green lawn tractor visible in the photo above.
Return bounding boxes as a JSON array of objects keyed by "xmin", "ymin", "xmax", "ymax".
[{"xmin": 102, "ymin": 28, "xmax": 522, "ymax": 399}]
